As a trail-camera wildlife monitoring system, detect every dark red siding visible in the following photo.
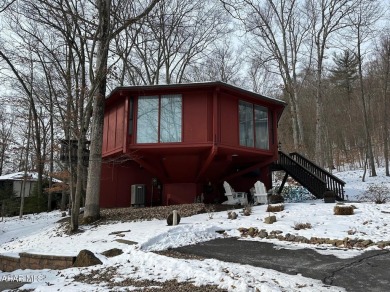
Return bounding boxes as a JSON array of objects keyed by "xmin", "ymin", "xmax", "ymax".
[
  {"xmin": 182, "ymin": 92, "xmax": 209, "ymax": 143},
  {"xmin": 220, "ymin": 92, "xmax": 239, "ymax": 146},
  {"xmin": 102, "ymin": 101, "xmax": 126, "ymax": 156},
  {"xmin": 100, "ymin": 82, "xmax": 285, "ymax": 208}
]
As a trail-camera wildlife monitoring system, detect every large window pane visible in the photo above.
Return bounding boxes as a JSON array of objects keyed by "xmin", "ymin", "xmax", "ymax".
[
  {"xmin": 137, "ymin": 96, "xmax": 158, "ymax": 143},
  {"xmin": 239, "ymin": 101, "xmax": 254, "ymax": 147},
  {"xmin": 160, "ymin": 94, "xmax": 182, "ymax": 142},
  {"xmin": 254, "ymin": 105, "xmax": 269, "ymax": 149}
]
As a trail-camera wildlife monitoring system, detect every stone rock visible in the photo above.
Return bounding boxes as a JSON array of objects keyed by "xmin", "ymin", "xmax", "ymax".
[
  {"xmin": 258, "ymin": 229, "xmax": 268, "ymax": 238},
  {"xmin": 73, "ymin": 250, "xmax": 102, "ymax": 267},
  {"xmin": 228, "ymin": 211, "xmax": 238, "ymax": 220},
  {"xmin": 61, "ymin": 212, "xmax": 66, "ymax": 217},
  {"xmin": 285, "ymin": 233, "xmax": 296, "ymax": 242},
  {"xmin": 323, "ymin": 191, "xmax": 336, "ymax": 203},
  {"xmin": 167, "ymin": 212, "xmax": 181, "ymax": 226},
  {"xmin": 377, "ymin": 241, "xmax": 390, "ymax": 249},
  {"xmin": 268, "ymin": 194, "xmax": 284, "ymax": 204},
  {"xmin": 243, "ymin": 209, "xmax": 251, "ymax": 216},
  {"xmin": 115, "ymin": 239, "xmax": 137, "ymax": 245},
  {"xmin": 295, "ymin": 236, "xmax": 309, "ymax": 243},
  {"xmin": 101, "ymin": 248, "xmax": 123, "ymax": 258},
  {"xmin": 270, "ymin": 230, "xmax": 283, "ymax": 235},
  {"xmin": 264, "ymin": 215, "xmax": 276, "ymax": 224},
  {"xmin": 248, "ymin": 227, "xmax": 257, "ymax": 237},
  {"xmin": 361, "ymin": 239, "xmax": 373, "ymax": 247}
]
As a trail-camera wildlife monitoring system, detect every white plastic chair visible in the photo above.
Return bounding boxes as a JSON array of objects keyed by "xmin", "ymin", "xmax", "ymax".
[
  {"xmin": 253, "ymin": 181, "xmax": 268, "ymax": 204},
  {"xmin": 222, "ymin": 181, "xmax": 248, "ymax": 205}
]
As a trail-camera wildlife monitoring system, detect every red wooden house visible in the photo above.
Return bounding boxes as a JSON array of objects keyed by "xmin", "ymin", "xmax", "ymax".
[{"xmin": 100, "ymin": 81, "xmax": 286, "ymax": 207}]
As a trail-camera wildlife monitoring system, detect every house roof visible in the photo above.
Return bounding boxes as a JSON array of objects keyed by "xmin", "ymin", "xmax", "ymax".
[
  {"xmin": 0, "ymin": 172, "xmax": 62, "ymax": 182},
  {"xmin": 106, "ymin": 81, "xmax": 287, "ymax": 107}
]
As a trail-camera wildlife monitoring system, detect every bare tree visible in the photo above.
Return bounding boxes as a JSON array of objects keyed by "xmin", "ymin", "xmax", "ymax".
[
  {"xmin": 221, "ymin": 0, "xmax": 311, "ymax": 151},
  {"xmin": 0, "ymin": 0, "xmax": 16, "ymax": 13},
  {"xmin": 305, "ymin": 0, "xmax": 359, "ymax": 165},
  {"xmin": 114, "ymin": 0, "xmax": 230, "ymax": 86},
  {"xmin": 84, "ymin": 0, "xmax": 161, "ymax": 224},
  {"xmin": 347, "ymin": 0, "xmax": 381, "ymax": 179},
  {"xmin": 183, "ymin": 40, "xmax": 244, "ymax": 86},
  {"xmin": 0, "ymin": 109, "xmax": 14, "ymax": 176},
  {"xmin": 0, "ymin": 48, "xmax": 46, "ymax": 204},
  {"xmin": 372, "ymin": 35, "xmax": 390, "ymax": 176}
]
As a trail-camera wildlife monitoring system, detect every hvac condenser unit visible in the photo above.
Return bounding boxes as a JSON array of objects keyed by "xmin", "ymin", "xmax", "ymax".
[{"xmin": 131, "ymin": 184, "xmax": 145, "ymax": 207}]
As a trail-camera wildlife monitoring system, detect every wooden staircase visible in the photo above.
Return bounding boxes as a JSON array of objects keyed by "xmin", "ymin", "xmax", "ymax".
[{"xmin": 275, "ymin": 151, "xmax": 345, "ymax": 200}]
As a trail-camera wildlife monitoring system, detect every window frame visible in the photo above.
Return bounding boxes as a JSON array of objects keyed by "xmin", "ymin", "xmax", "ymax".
[
  {"xmin": 238, "ymin": 100, "xmax": 269, "ymax": 150},
  {"xmin": 136, "ymin": 94, "xmax": 183, "ymax": 144}
]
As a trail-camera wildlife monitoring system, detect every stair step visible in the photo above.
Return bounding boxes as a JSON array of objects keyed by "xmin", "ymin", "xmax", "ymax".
[{"xmin": 276, "ymin": 151, "xmax": 345, "ymax": 200}]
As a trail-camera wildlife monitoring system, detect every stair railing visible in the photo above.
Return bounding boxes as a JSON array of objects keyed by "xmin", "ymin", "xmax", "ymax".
[
  {"xmin": 289, "ymin": 152, "xmax": 345, "ymax": 200},
  {"xmin": 278, "ymin": 151, "xmax": 327, "ymax": 198}
]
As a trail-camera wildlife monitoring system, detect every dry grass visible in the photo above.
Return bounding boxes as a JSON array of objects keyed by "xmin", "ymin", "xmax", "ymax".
[
  {"xmin": 243, "ymin": 204, "xmax": 252, "ymax": 216},
  {"xmin": 334, "ymin": 205, "xmax": 354, "ymax": 215},
  {"xmin": 266, "ymin": 204, "xmax": 284, "ymax": 212}
]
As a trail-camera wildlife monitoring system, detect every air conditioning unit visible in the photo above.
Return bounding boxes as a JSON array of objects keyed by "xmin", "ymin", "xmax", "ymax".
[{"xmin": 131, "ymin": 184, "xmax": 145, "ymax": 207}]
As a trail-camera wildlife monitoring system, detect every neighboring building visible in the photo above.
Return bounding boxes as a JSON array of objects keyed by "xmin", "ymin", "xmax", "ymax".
[
  {"xmin": 0, "ymin": 172, "xmax": 63, "ymax": 199},
  {"xmin": 100, "ymin": 82, "xmax": 286, "ymax": 207},
  {"xmin": 0, "ymin": 172, "xmax": 40, "ymax": 198}
]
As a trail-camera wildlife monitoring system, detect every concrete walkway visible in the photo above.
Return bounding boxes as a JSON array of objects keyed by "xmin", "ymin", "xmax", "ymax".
[{"xmin": 173, "ymin": 238, "xmax": 390, "ymax": 292}]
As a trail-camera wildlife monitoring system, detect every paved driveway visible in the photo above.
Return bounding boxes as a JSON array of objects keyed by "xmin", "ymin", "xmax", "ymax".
[
  {"xmin": 0, "ymin": 281, "xmax": 27, "ymax": 291},
  {"xmin": 173, "ymin": 238, "xmax": 390, "ymax": 292}
]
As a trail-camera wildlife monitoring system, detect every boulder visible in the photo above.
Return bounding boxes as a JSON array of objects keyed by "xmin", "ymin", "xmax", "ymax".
[
  {"xmin": 167, "ymin": 212, "xmax": 181, "ymax": 226},
  {"xmin": 101, "ymin": 248, "xmax": 123, "ymax": 258},
  {"xmin": 73, "ymin": 250, "xmax": 102, "ymax": 267},
  {"xmin": 228, "ymin": 211, "xmax": 238, "ymax": 220},
  {"xmin": 258, "ymin": 229, "xmax": 268, "ymax": 238},
  {"xmin": 264, "ymin": 215, "xmax": 276, "ymax": 224}
]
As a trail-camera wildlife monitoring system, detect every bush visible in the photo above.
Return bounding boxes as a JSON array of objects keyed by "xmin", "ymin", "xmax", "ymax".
[
  {"xmin": 266, "ymin": 204, "xmax": 284, "ymax": 212},
  {"xmin": 359, "ymin": 183, "xmax": 390, "ymax": 204},
  {"xmin": 243, "ymin": 204, "xmax": 252, "ymax": 216},
  {"xmin": 334, "ymin": 205, "xmax": 354, "ymax": 215}
]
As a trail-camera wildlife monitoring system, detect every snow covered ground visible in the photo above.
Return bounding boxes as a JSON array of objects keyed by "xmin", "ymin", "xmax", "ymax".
[{"xmin": 0, "ymin": 168, "xmax": 390, "ymax": 291}]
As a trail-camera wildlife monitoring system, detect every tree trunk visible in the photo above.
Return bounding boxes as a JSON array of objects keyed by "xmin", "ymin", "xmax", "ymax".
[
  {"xmin": 48, "ymin": 101, "xmax": 54, "ymax": 211},
  {"xmin": 83, "ymin": 0, "xmax": 111, "ymax": 223},
  {"xmin": 314, "ymin": 78, "xmax": 324, "ymax": 167},
  {"xmin": 71, "ymin": 139, "xmax": 87, "ymax": 231},
  {"xmin": 384, "ymin": 89, "xmax": 389, "ymax": 176},
  {"xmin": 356, "ymin": 24, "xmax": 376, "ymax": 177},
  {"xmin": 60, "ymin": 190, "xmax": 67, "ymax": 211},
  {"xmin": 19, "ymin": 108, "xmax": 32, "ymax": 218}
]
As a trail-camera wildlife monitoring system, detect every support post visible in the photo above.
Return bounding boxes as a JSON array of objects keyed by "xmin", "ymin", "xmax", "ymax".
[
  {"xmin": 278, "ymin": 172, "xmax": 289, "ymax": 194},
  {"xmin": 173, "ymin": 210, "xmax": 178, "ymax": 226}
]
